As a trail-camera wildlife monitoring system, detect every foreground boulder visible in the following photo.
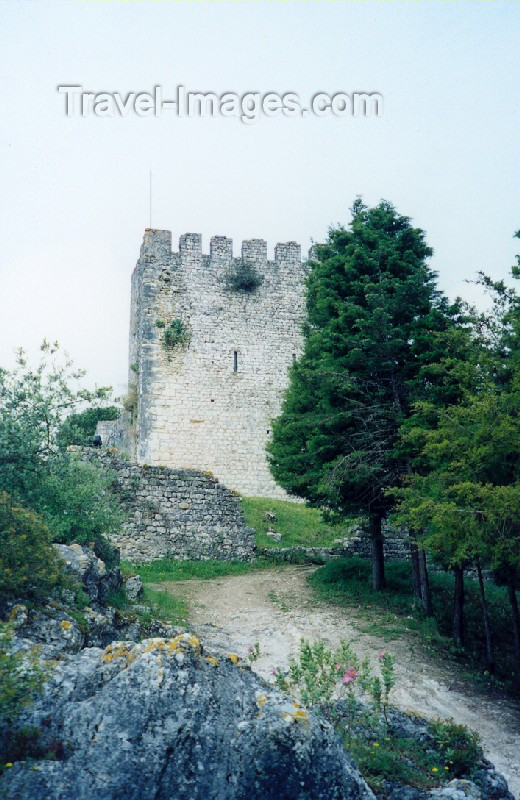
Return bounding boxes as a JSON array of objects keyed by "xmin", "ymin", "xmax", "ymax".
[{"xmin": 0, "ymin": 634, "xmax": 375, "ymax": 800}]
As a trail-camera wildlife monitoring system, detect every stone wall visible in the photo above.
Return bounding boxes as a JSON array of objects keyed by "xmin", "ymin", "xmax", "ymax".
[
  {"xmin": 126, "ymin": 228, "xmax": 307, "ymax": 499},
  {"xmin": 260, "ymin": 524, "xmax": 411, "ymax": 564},
  {"xmin": 83, "ymin": 449, "xmax": 255, "ymax": 563}
]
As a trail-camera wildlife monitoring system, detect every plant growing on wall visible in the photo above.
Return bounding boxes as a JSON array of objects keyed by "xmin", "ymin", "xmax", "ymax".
[
  {"xmin": 157, "ymin": 319, "xmax": 191, "ymax": 352},
  {"xmin": 225, "ymin": 259, "xmax": 263, "ymax": 293}
]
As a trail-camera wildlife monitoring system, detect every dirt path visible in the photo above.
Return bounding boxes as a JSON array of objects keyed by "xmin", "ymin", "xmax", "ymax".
[{"xmin": 158, "ymin": 566, "xmax": 520, "ymax": 796}]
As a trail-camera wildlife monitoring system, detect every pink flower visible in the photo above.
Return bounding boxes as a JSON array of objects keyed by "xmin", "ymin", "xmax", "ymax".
[
  {"xmin": 335, "ymin": 664, "xmax": 343, "ymax": 671},
  {"xmin": 378, "ymin": 652, "xmax": 385, "ymax": 660},
  {"xmin": 341, "ymin": 668, "xmax": 358, "ymax": 684}
]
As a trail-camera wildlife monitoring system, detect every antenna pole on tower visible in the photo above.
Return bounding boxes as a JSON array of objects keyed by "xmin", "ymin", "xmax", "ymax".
[{"xmin": 149, "ymin": 171, "xmax": 152, "ymax": 229}]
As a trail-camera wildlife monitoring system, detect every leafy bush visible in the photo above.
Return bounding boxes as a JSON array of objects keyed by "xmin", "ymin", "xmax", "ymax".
[
  {"xmin": 33, "ymin": 455, "xmax": 124, "ymax": 568},
  {"xmin": 225, "ymin": 259, "xmax": 263, "ymax": 293},
  {"xmin": 430, "ymin": 719, "xmax": 481, "ymax": 778},
  {"xmin": 0, "ymin": 494, "xmax": 64, "ymax": 606},
  {"xmin": 0, "ymin": 341, "xmax": 112, "ymax": 500},
  {"xmin": 158, "ymin": 319, "xmax": 191, "ymax": 351}
]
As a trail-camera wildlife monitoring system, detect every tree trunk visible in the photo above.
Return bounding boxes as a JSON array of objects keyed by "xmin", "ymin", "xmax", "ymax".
[
  {"xmin": 370, "ymin": 514, "xmax": 386, "ymax": 591},
  {"xmin": 507, "ymin": 580, "xmax": 520, "ymax": 690},
  {"xmin": 409, "ymin": 532, "xmax": 423, "ymax": 604},
  {"xmin": 419, "ymin": 548, "xmax": 433, "ymax": 617},
  {"xmin": 476, "ymin": 560, "xmax": 495, "ymax": 674},
  {"xmin": 452, "ymin": 566, "xmax": 465, "ymax": 648}
]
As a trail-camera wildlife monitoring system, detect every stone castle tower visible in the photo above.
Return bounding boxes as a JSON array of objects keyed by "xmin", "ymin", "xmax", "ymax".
[{"xmin": 114, "ymin": 228, "xmax": 307, "ymax": 498}]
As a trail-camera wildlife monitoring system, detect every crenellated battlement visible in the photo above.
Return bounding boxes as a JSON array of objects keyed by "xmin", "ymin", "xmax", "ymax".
[{"xmin": 139, "ymin": 228, "xmax": 302, "ymax": 268}]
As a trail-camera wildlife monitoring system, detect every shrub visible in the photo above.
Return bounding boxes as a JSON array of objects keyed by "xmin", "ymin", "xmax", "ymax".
[
  {"xmin": 225, "ymin": 259, "xmax": 263, "ymax": 293},
  {"xmin": 158, "ymin": 319, "xmax": 191, "ymax": 351},
  {"xmin": 0, "ymin": 493, "xmax": 63, "ymax": 606},
  {"xmin": 430, "ymin": 719, "xmax": 481, "ymax": 777},
  {"xmin": 34, "ymin": 455, "xmax": 125, "ymax": 568}
]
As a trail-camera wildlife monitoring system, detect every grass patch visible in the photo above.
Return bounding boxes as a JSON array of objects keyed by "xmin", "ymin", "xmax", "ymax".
[
  {"xmin": 121, "ymin": 557, "xmax": 276, "ymax": 584},
  {"xmin": 241, "ymin": 496, "xmax": 356, "ymax": 549},
  {"xmin": 106, "ymin": 584, "xmax": 187, "ymax": 627},
  {"xmin": 309, "ymin": 557, "xmax": 516, "ymax": 692},
  {"xmin": 139, "ymin": 586, "xmax": 188, "ymax": 627}
]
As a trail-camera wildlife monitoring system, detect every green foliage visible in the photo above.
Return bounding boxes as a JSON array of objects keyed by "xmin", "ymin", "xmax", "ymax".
[
  {"xmin": 0, "ymin": 494, "xmax": 64, "ymax": 606},
  {"xmin": 273, "ymin": 637, "xmax": 475, "ymax": 793},
  {"xmin": 0, "ymin": 341, "xmax": 112, "ymax": 499},
  {"xmin": 158, "ymin": 319, "xmax": 191, "ymax": 351},
  {"xmin": 348, "ymin": 736, "xmax": 447, "ymax": 793},
  {"xmin": 102, "ymin": 578, "xmax": 187, "ymax": 628},
  {"xmin": 225, "ymin": 259, "xmax": 263, "ymax": 293},
  {"xmin": 57, "ymin": 405, "xmax": 119, "ymax": 448},
  {"xmin": 123, "ymin": 557, "xmax": 273, "ymax": 584},
  {"xmin": 140, "ymin": 586, "xmax": 187, "ymax": 626},
  {"xmin": 33, "ymin": 454, "xmax": 124, "ymax": 568},
  {"xmin": 241, "ymin": 495, "xmax": 356, "ymax": 549},
  {"xmin": 310, "ymin": 557, "xmax": 517, "ymax": 690},
  {"xmin": 0, "ymin": 725, "xmax": 64, "ymax": 775},
  {"xmin": 0, "ymin": 344, "xmax": 124, "ymax": 591},
  {"xmin": 429, "ymin": 719, "xmax": 481, "ymax": 777},
  {"xmin": 0, "ymin": 623, "xmax": 48, "ymax": 726},
  {"xmin": 268, "ymin": 199, "xmax": 457, "ymax": 523}
]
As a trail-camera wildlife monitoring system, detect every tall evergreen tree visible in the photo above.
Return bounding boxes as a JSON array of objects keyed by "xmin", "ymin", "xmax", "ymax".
[
  {"xmin": 394, "ymin": 231, "xmax": 520, "ymax": 684},
  {"xmin": 268, "ymin": 199, "xmax": 454, "ymax": 589}
]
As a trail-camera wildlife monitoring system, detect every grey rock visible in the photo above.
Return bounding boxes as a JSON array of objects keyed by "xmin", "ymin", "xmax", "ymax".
[
  {"xmin": 473, "ymin": 762, "xmax": 515, "ymax": 800},
  {"xmin": 14, "ymin": 605, "xmax": 85, "ymax": 658},
  {"xmin": 124, "ymin": 575, "xmax": 143, "ymax": 601},
  {"xmin": 54, "ymin": 543, "xmax": 122, "ymax": 603},
  {"xmin": 266, "ymin": 528, "xmax": 282, "ymax": 542},
  {"xmin": 7, "ymin": 603, "xmax": 28, "ymax": 630},
  {"xmin": 1, "ymin": 634, "xmax": 375, "ymax": 800},
  {"xmin": 429, "ymin": 779, "xmax": 482, "ymax": 799}
]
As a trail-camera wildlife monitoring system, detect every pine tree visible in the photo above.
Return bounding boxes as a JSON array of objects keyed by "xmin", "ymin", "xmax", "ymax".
[{"xmin": 268, "ymin": 199, "xmax": 452, "ymax": 589}]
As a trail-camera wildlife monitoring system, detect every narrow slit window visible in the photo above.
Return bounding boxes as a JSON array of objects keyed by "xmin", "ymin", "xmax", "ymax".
[
  {"xmin": 292, "ymin": 353, "xmax": 296, "ymax": 363},
  {"xmin": 233, "ymin": 351, "xmax": 238, "ymax": 372}
]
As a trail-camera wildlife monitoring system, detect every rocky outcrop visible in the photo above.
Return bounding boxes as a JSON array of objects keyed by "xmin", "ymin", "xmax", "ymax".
[
  {"xmin": 54, "ymin": 542, "xmax": 122, "ymax": 603},
  {"xmin": 4, "ymin": 545, "xmax": 175, "ymax": 660},
  {"xmin": 1, "ymin": 634, "xmax": 376, "ymax": 800}
]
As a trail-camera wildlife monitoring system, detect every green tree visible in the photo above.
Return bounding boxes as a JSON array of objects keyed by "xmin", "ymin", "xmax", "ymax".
[
  {"xmin": 268, "ymin": 199, "xmax": 455, "ymax": 589},
  {"xmin": 394, "ymin": 233, "xmax": 520, "ymax": 683},
  {"xmin": 0, "ymin": 342, "xmax": 124, "ymax": 568},
  {"xmin": 0, "ymin": 341, "xmax": 112, "ymax": 499}
]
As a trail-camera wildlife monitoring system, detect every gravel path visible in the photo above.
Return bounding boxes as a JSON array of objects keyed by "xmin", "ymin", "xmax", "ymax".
[{"xmin": 158, "ymin": 566, "xmax": 520, "ymax": 796}]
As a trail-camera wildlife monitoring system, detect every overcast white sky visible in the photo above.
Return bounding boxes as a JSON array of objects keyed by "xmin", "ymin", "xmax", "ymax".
[{"xmin": 1, "ymin": 1, "xmax": 519, "ymax": 396}]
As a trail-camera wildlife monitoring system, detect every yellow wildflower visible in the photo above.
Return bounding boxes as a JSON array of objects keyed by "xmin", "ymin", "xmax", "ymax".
[
  {"xmin": 373, "ymin": 742, "xmax": 380, "ymax": 748},
  {"xmin": 432, "ymin": 767, "xmax": 438, "ymax": 773}
]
